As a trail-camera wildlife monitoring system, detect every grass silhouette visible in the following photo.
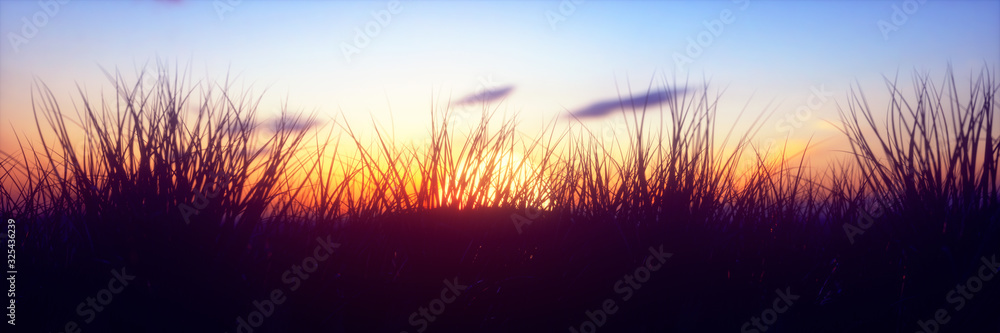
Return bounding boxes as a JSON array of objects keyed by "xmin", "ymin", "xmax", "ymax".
[{"xmin": 2, "ymin": 64, "xmax": 998, "ymax": 332}]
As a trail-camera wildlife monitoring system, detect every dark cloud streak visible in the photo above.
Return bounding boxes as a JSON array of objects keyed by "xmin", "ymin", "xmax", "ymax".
[
  {"xmin": 568, "ymin": 87, "xmax": 690, "ymax": 119},
  {"xmin": 453, "ymin": 85, "xmax": 515, "ymax": 106}
]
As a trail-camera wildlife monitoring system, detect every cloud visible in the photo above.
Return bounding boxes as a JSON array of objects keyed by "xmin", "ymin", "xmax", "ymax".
[
  {"xmin": 568, "ymin": 87, "xmax": 690, "ymax": 119},
  {"xmin": 453, "ymin": 85, "xmax": 515, "ymax": 106},
  {"xmin": 266, "ymin": 117, "xmax": 322, "ymax": 133}
]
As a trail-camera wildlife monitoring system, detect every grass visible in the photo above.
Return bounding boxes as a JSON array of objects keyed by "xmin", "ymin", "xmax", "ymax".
[{"xmin": 2, "ymin": 63, "xmax": 998, "ymax": 332}]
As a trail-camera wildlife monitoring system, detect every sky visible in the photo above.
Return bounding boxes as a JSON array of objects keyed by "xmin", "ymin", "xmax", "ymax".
[{"xmin": 1, "ymin": 0, "xmax": 998, "ymax": 164}]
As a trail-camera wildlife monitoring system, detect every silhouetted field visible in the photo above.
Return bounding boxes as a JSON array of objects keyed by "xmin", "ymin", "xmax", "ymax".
[{"xmin": 1, "ymin": 65, "xmax": 998, "ymax": 332}]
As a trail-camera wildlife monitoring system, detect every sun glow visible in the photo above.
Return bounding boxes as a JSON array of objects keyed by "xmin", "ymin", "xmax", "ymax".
[{"xmin": 437, "ymin": 150, "xmax": 551, "ymax": 210}]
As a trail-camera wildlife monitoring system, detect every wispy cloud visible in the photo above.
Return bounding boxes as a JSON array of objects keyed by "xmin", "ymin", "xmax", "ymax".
[
  {"xmin": 453, "ymin": 85, "xmax": 515, "ymax": 106},
  {"xmin": 568, "ymin": 87, "xmax": 690, "ymax": 119},
  {"xmin": 266, "ymin": 117, "xmax": 322, "ymax": 133}
]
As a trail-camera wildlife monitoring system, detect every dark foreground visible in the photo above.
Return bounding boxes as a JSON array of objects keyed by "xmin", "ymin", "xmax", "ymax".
[{"xmin": 9, "ymin": 204, "xmax": 1000, "ymax": 333}]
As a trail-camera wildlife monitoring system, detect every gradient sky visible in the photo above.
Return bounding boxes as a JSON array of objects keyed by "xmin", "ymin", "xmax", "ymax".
[{"xmin": 2, "ymin": 0, "xmax": 998, "ymax": 160}]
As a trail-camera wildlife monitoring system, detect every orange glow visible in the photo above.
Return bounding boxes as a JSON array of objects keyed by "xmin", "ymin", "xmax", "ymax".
[{"xmin": 437, "ymin": 149, "xmax": 551, "ymax": 209}]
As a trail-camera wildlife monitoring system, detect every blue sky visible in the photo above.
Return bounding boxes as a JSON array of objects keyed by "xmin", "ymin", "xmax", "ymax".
[{"xmin": 1, "ymin": 0, "xmax": 998, "ymax": 155}]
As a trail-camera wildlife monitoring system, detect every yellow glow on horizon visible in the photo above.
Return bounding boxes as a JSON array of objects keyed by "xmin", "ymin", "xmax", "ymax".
[{"xmin": 437, "ymin": 149, "xmax": 551, "ymax": 210}]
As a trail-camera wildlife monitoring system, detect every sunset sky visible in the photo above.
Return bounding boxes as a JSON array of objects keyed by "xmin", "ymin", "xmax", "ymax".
[{"xmin": 1, "ymin": 0, "xmax": 998, "ymax": 160}]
